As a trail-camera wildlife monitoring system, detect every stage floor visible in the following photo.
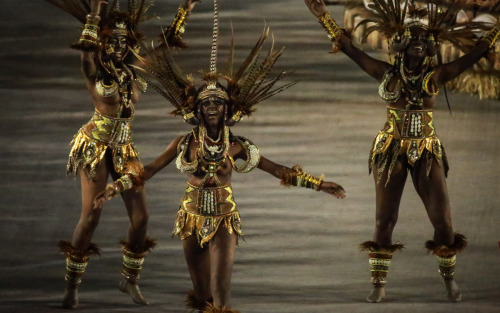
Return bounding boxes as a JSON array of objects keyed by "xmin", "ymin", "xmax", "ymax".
[{"xmin": 0, "ymin": 1, "xmax": 499, "ymax": 312}]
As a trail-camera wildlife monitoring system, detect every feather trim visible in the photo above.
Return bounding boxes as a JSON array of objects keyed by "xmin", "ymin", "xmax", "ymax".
[
  {"xmin": 132, "ymin": 37, "xmax": 194, "ymax": 112},
  {"xmin": 120, "ymin": 237, "xmax": 157, "ymax": 254},
  {"xmin": 139, "ymin": 24, "xmax": 294, "ymax": 120},
  {"xmin": 447, "ymin": 69, "xmax": 500, "ymax": 100},
  {"xmin": 185, "ymin": 290, "xmax": 211, "ymax": 311},
  {"xmin": 58, "ymin": 240, "xmax": 101, "ymax": 258},
  {"xmin": 359, "ymin": 241, "xmax": 405, "ymax": 253},
  {"xmin": 204, "ymin": 303, "xmax": 240, "ymax": 313},
  {"xmin": 425, "ymin": 233, "xmax": 467, "ymax": 257},
  {"xmin": 226, "ymin": 27, "xmax": 296, "ymax": 116}
]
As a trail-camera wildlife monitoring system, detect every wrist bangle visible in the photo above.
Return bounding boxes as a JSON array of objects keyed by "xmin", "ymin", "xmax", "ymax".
[
  {"xmin": 481, "ymin": 25, "xmax": 500, "ymax": 48},
  {"xmin": 281, "ymin": 165, "xmax": 325, "ymax": 191},
  {"xmin": 169, "ymin": 5, "xmax": 189, "ymax": 40},
  {"xmin": 318, "ymin": 12, "xmax": 343, "ymax": 42},
  {"xmin": 78, "ymin": 16, "xmax": 100, "ymax": 48},
  {"xmin": 231, "ymin": 111, "xmax": 242, "ymax": 122},
  {"xmin": 86, "ymin": 14, "xmax": 101, "ymax": 25},
  {"xmin": 183, "ymin": 111, "xmax": 195, "ymax": 121},
  {"xmin": 116, "ymin": 175, "xmax": 133, "ymax": 192}
]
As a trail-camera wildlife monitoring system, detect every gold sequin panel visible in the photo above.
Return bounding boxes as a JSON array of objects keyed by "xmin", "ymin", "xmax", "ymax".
[
  {"xmin": 371, "ymin": 107, "xmax": 443, "ymax": 166},
  {"xmin": 384, "ymin": 107, "xmax": 435, "ymax": 139},
  {"xmin": 173, "ymin": 184, "xmax": 242, "ymax": 246},
  {"xmin": 83, "ymin": 110, "xmax": 132, "ymax": 145},
  {"xmin": 370, "ymin": 130, "xmax": 444, "ymax": 166},
  {"xmin": 67, "ymin": 129, "xmax": 141, "ymax": 179}
]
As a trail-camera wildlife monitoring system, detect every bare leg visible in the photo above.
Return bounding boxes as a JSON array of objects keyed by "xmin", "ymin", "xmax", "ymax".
[
  {"xmin": 71, "ymin": 162, "xmax": 109, "ymax": 250},
  {"xmin": 63, "ymin": 160, "xmax": 109, "ymax": 309},
  {"xmin": 183, "ymin": 235, "xmax": 212, "ymax": 311},
  {"xmin": 410, "ymin": 158, "xmax": 454, "ymax": 246},
  {"xmin": 367, "ymin": 159, "xmax": 408, "ymax": 303},
  {"xmin": 122, "ymin": 188, "xmax": 149, "ymax": 252},
  {"xmin": 210, "ymin": 229, "xmax": 237, "ymax": 309},
  {"xmin": 373, "ymin": 160, "xmax": 408, "ymax": 246},
  {"xmin": 410, "ymin": 157, "xmax": 460, "ymax": 301},
  {"xmin": 117, "ymin": 179, "xmax": 151, "ymax": 305}
]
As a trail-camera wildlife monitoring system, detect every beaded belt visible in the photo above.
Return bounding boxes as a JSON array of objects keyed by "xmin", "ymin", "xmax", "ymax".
[
  {"xmin": 181, "ymin": 183, "xmax": 236, "ymax": 216},
  {"xmin": 386, "ymin": 107, "xmax": 435, "ymax": 139},
  {"xmin": 85, "ymin": 110, "xmax": 132, "ymax": 145}
]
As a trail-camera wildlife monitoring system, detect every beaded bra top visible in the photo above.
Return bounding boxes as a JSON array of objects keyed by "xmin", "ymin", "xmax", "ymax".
[
  {"xmin": 95, "ymin": 67, "xmax": 147, "ymax": 114},
  {"xmin": 379, "ymin": 63, "xmax": 438, "ymax": 110},
  {"xmin": 176, "ymin": 129, "xmax": 260, "ymax": 185}
]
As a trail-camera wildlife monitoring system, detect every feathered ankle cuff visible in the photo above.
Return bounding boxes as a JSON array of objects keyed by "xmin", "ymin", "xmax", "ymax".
[
  {"xmin": 203, "ymin": 302, "xmax": 240, "ymax": 313},
  {"xmin": 185, "ymin": 290, "xmax": 211, "ymax": 311},
  {"xmin": 359, "ymin": 241, "xmax": 405, "ymax": 253},
  {"xmin": 58, "ymin": 240, "xmax": 101, "ymax": 259},
  {"xmin": 120, "ymin": 237, "xmax": 157, "ymax": 255},
  {"xmin": 425, "ymin": 233, "xmax": 467, "ymax": 257}
]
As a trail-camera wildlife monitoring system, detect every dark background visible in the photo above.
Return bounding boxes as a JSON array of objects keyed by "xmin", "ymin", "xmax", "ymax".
[{"xmin": 0, "ymin": 0, "xmax": 499, "ymax": 312}]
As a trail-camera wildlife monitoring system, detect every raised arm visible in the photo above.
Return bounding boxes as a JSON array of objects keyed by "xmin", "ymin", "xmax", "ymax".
[
  {"xmin": 433, "ymin": 22, "xmax": 499, "ymax": 85},
  {"xmin": 304, "ymin": 0, "xmax": 391, "ymax": 82},
  {"xmin": 257, "ymin": 156, "xmax": 345, "ymax": 199},
  {"xmin": 160, "ymin": 0, "xmax": 200, "ymax": 49},
  {"xmin": 80, "ymin": 0, "xmax": 107, "ymax": 81}
]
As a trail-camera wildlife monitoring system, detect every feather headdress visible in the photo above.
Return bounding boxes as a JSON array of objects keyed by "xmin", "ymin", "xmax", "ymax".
[
  {"xmin": 135, "ymin": 0, "xmax": 295, "ymax": 124},
  {"xmin": 46, "ymin": 0, "xmax": 156, "ymax": 49},
  {"xmin": 356, "ymin": 0, "xmax": 490, "ymax": 54}
]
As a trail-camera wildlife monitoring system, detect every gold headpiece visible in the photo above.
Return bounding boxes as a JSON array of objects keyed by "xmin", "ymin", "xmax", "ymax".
[
  {"xmin": 134, "ymin": 0, "xmax": 295, "ymax": 122},
  {"xmin": 48, "ymin": 0, "xmax": 155, "ymax": 51},
  {"xmin": 112, "ymin": 21, "xmax": 129, "ymax": 36}
]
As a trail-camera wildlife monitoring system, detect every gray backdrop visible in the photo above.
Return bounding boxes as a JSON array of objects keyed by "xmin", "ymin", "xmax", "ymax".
[{"xmin": 0, "ymin": 0, "xmax": 499, "ymax": 312}]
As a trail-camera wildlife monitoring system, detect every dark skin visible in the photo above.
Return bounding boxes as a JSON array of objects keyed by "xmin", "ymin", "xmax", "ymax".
[
  {"xmin": 76, "ymin": 0, "xmax": 199, "ymax": 253},
  {"xmin": 305, "ymin": 0, "xmax": 491, "ymax": 247},
  {"xmin": 73, "ymin": 0, "xmax": 147, "ymax": 255},
  {"xmin": 140, "ymin": 99, "xmax": 345, "ymax": 308},
  {"xmin": 306, "ymin": 0, "xmax": 495, "ymax": 302}
]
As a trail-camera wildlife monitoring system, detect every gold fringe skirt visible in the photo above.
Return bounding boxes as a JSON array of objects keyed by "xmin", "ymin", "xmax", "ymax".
[
  {"xmin": 369, "ymin": 131, "xmax": 449, "ymax": 186},
  {"xmin": 173, "ymin": 184, "xmax": 243, "ymax": 247},
  {"xmin": 66, "ymin": 129, "xmax": 143, "ymax": 187}
]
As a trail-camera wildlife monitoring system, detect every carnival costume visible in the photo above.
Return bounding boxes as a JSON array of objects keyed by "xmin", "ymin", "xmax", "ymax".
[
  {"xmin": 47, "ymin": 0, "xmax": 193, "ymax": 308},
  {"xmin": 136, "ymin": 1, "xmax": 333, "ymax": 311},
  {"xmin": 371, "ymin": 63, "xmax": 448, "ymax": 186},
  {"xmin": 313, "ymin": 0, "xmax": 498, "ymax": 302}
]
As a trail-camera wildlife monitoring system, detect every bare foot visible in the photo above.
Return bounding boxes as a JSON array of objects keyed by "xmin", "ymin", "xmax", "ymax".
[
  {"xmin": 366, "ymin": 286, "xmax": 385, "ymax": 303},
  {"xmin": 119, "ymin": 279, "xmax": 149, "ymax": 305},
  {"xmin": 444, "ymin": 279, "xmax": 461, "ymax": 302},
  {"xmin": 62, "ymin": 288, "xmax": 78, "ymax": 309}
]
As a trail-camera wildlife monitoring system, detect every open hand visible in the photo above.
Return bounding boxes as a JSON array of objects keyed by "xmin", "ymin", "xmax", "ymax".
[
  {"xmin": 90, "ymin": 0, "xmax": 107, "ymax": 15},
  {"xmin": 92, "ymin": 183, "xmax": 119, "ymax": 210},
  {"xmin": 304, "ymin": 0, "xmax": 327, "ymax": 18},
  {"xmin": 184, "ymin": 0, "xmax": 200, "ymax": 11},
  {"xmin": 320, "ymin": 181, "xmax": 345, "ymax": 199}
]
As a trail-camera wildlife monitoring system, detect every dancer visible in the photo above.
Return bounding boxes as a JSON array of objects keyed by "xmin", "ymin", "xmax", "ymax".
[
  {"xmin": 47, "ymin": 0, "xmax": 198, "ymax": 308},
  {"xmin": 305, "ymin": 0, "xmax": 499, "ymax": 303},
  {"xmin": 96, "ymin": 1, "xmax": 346, "ymax": 312}
]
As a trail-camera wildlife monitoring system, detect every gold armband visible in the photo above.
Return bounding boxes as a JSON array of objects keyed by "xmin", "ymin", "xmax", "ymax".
[
  {"xmin": 168, "ymin": 6, "xmax": 189, "ymax": 41},
  {"xmin": 183, "ymin": 111, "xmax": 195, "ymax": 121},
  {"xmin": 482, "ymin": 24, "xmax": 500, "ymax": 48},
  {"xmin": 79, "ymin": 14, "xmax": 101, "ymax": 47},
  {"xmin": 282, "ymin": 165, "xmax": 325, "ymax": 191},
  {"xmin": 231, "ymin": 111, "xmax": 242, "ymax": 123},
  {"xmin": 318, "ymin": 12, "xmax": 342, "ymax": 42},
  {"xmin": 422, "ymin": 70, "xmax": 439, "ymax": 96},
  {"xmin": 107, "ymin": 175, "xmax": 134, "ymax": 196}
]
